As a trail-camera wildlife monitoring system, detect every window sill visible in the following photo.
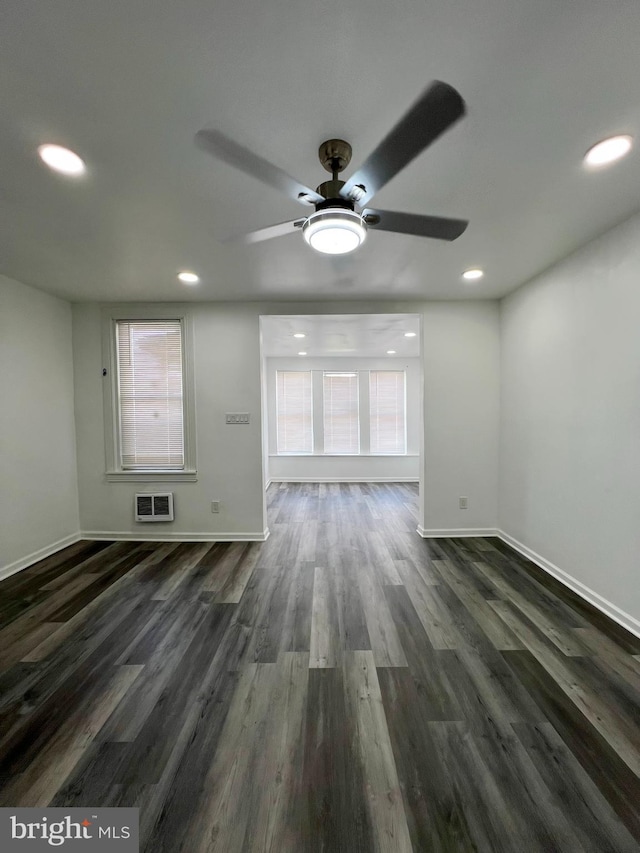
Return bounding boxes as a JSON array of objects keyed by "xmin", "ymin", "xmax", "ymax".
[
  {"xmin": 105, "ymin": 470, "xmax": 198, "ymax": 483},
  {"xmin": 269, "ymin": 453, "xmax": 417, "ymax": 458}
]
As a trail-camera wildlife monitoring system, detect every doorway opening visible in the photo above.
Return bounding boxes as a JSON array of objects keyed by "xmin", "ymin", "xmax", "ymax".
[{"xmin": 259, "ymin": 313, "xmax": 423, "ymax": 532}]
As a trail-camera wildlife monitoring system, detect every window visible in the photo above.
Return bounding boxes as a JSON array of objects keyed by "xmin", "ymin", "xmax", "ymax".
[
  {"xmin": 103, "ymin": 311, "xmax": 195, "ymax": 480},
  {"xmin": 323, "ymin": 372, "xmax": 360, "ymax": 454},
  {"xmin": 370, "ymin": 370, "xmax": 406, "ymax": 454},
  {"xmin": 115, "ymin": 320, "xmax": 185, "ymax": 469},
  {"xmin": 276, "ymin": 371, "xmax": 313, "ymax": 453}
]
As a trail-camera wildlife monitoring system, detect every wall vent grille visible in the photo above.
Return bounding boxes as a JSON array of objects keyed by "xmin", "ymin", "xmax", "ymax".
[{"xmin": 135, "ymin": 493, "xmax": 174, "ymax": 522}]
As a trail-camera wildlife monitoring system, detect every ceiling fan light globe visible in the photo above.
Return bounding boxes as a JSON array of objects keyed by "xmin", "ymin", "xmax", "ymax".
[{"xmin": 302, "ymin": 209, "xmax": 367, "ymax": 255}]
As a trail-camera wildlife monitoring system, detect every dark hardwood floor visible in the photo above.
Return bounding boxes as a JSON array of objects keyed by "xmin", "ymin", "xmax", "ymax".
[{"xmin": 0, "ymin": 482, "xmax": 639, "ymax": 851}]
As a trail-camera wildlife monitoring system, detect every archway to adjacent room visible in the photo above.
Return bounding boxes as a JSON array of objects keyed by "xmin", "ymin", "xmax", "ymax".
[{"xmin": 258, "ymin": 312, "xmax": 423, "ymax": 533}]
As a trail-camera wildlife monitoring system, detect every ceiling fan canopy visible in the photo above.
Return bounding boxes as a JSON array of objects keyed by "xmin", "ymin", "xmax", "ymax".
[{"xmin": 196, "ymin": 80, "xmax": 469, "ymax": 255}]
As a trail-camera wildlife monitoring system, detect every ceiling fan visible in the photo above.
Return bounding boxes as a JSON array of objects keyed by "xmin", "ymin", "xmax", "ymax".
[{"xmin": 196, "ymin": 80, "xmax": 468, "ymax": 255}]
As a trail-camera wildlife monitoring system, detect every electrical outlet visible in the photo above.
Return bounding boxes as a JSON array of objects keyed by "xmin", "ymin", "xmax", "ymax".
[
  {"xmin": 459, "ymin": 496, "xmax": 468, "ymax": 510},
  {"xmin": 211, "ymin": 501, "xmax": 220, "ymax": 513}
]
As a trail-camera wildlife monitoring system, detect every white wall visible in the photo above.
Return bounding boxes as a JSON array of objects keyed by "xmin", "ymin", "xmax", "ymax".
[
  {"xmin": 420, "ymin": 301, "xmax": 500, "ymax": 534},
  {"xmin": 499, "ymin": 212, "xmax": 640, "ymax": 632},
  {"xmin": 72, "ymin": 303, "xmax": 267, "ymax": 539},
  {"xmin": 72, "ymin": 299, "xmax": 500, "ymax": 538},
  {"xmin": 0, "ymin": 276, "xmax": 80, "ymax": 575},
  {"xmin": 266, "ymin": 355, "xmax": 421, "ymax": 482}
]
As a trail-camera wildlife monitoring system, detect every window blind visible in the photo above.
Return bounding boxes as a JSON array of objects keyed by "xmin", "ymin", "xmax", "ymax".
[
  {"xmin": 323, "ymin": 372, "xmax": 360, "ymax": 454},
  {"xmin": 276, "ymin": 371, "xmax": 313, "ymax": 453},
  {"xmin": 370, "ymin": 370, "xmax": 406, "ymax": 454},
  {"xmin": 116, "ymin": 320, "xmax": 185, "ymax": 469}
]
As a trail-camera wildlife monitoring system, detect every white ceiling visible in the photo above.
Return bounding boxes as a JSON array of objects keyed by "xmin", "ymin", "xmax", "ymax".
[
  {"xmin": 261, "ymin": 314, "xmax": 421, "ymax": 358},
  {"xmin": 2, "ymin": 0, "xmax": 640, "ymax": 304}
]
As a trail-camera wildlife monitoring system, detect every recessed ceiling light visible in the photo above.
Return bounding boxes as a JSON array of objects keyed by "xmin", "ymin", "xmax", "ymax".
[
  {"xmin": 293, "ymin": 333, "xmax": 306, "ymax": 338},
  {"xmin": 584, "ymin": 135, "xmax": 633, "ymax": 168},
  {"xmin": 37, "ymin": 144, "xmax": 86, "ymax": 176},
  {"xmin": 298, "ymin": 351, "xmax": 307, "ymax": 356},
  {"xmin": 404, "ymin": 332, "xmax": 417, "ymax": 338},
  {"xmin": 462, "ymin": 268, "xmax": 484, "ymax": 281},
  {"xmin": 178, "ymin": 271, "xmax": 199, "ymax": 284},
  {"xmin": 386, "ymin": 350, "xmax": 397, "ymax": 355}
]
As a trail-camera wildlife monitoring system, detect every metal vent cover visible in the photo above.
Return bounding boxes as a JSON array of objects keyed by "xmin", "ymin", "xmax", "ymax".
[{"xmin": 135, "ymin": 493, "xmax": 174, "ymax": 522}]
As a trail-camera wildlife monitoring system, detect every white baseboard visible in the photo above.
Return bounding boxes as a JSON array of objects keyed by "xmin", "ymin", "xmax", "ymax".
[
  {"xmin": 417, "ymin": 526, "xmax": 499, "ymax": 538},
  {"xmin": 270, "ymin": 477, "xmax": 419, "ymax": 484},
  {"xmin": 497, "ymin": 529, "xmax": 640, "ymax": 641},
  {"xmin": 0, "ymin": 532, "xmax": 82, "ymax": 582},
  {"xmin": 81, "ymin": 529, "xmax": 271, "ymax": 543}
]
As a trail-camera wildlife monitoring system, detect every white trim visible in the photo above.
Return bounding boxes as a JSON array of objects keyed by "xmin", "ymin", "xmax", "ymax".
[
  {"xmin": 105, "ymin": 470, "xmax": 198, "ymax": 483},
  {"xmin": 268, "ymin": 453, "xmax": 420, "ymax": 458},
  {"xmin": 0, "ymin": 532, "xmax": 82, "ymax": 582},
  {"xmin": 496, "ymin": 530, "xmax": 640, "ymax": 640},
  {"xmin": 417, "ymin": 527, "xmax": 499, "ymax": 538},
  {"xmin": 101, "ymin": 306, "xmax": 196, "ymax": 477},
  {"xmin": 81, "ymin": 529, "xmax": 270, "ymax": 543},
  {"xmin": 271, "ymin": 477, "xmax": 419, "ymax": 483},
  {"xmin": 265, "ymin": 479, "xmax": 273, "ymax": 490}
]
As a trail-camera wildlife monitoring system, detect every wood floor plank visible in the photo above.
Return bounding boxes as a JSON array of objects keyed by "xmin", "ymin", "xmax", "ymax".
[
  {"xmin": 384, "ymin": 584, "xmax": 461, "ymax": 721},
  {"xmin": 356, "ymin": 529, "xmax": 403, "ymax": 586},
  {"xmin": 428, "ymin": 721, "xmax": 526, "ymax": 852},
  {"xmin": 489, "ymin": 539, "xmax": 640, "ymax": 651},
  {"xmin": 139, "ymin": 667, "xmax": 240, "ymax": 852},
  {"xmin": 0, "ymin": 483, "xmax": 637, "ymax": 851},
  {"xmin": 434, "ymin": 541, "xmax": 500, "ymax": 600},
  {"xmin": 573, "ymin": 625, "xmax": 640, "ymax": 691},
  {"xmin": 356, "ymin": 565, "xmax": 407, "ymax": 668},
  {"xmin": 302, "ymin": 667, "xmax": 374, "ymax": 852},
  {"xmin": 503, "ymin": 649, "xmax": 640, "ymax": 844},
  {"xmin": 343, "ymin": 650, "xmax": 413, "ymax": 852},
  {"xmin": 333, "ymin": 562, "xmax": 371, "ymax": 652},
  {"xmin": 101, "ymin": 598, "xmax": 211, "ymax": 742},
  {"xmin": 512, "ymin": 721, "xmax": 640, "ymax": 852},
  {"xmin": 245, "ymin": 565, "xmax": 291, "ymax": 665},
  {"xmin": 278, "ymin": 561, "xmax": 315, "ymax": 653},
  {"xmin": 151, "ymin": 541, "xmax": 217, "ymax": 599},
  {"xmin": 212, "ymin": 543, "xmax": 262, "ymax": 603},
  {"xmin": 491, "ymin": 599, "xmax": 640, "ymax": 776},
  {"xmin": 432, "ymin": 558, "xmax": 523, "ymax": 651},
  {"xmin": 473, "ymin": 558, "xmax": 591, "ymax": 656},
  {"xmin": 244, "ymin": 652, "xmax": 309, "ymax": 852},
  {"xmin": 467, "ymin": 721, "xmax": 584, "ymax": 851},
  {"xmin": 377, "ymin": 667, "xmax": 477, "ymax": 852},
  {"xmin": 394, "ymin": 560, "xmax": 463, "ymax": 649},
  {"xmin": 0, "ymin": 664, "xmax": 143, "ymax": 807},
  {"xmin": 39, "ymin": 541, "xmax": 136, "ymax": 591},
  {"xmin": 309, "ymin": 566, "xmax": 341, "ymax": 668},
  {"xmin": 0, "ymin": 573, "xmax": 100, "ymax": 668},
  {"xmin": 179, "ymin": 662, "xmax": 278, "ymax": 853}
]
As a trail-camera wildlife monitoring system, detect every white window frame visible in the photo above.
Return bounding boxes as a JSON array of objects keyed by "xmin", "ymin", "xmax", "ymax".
[{"xmin": 102, "ymin": 306, "xmax": 197, "ymax": 481}]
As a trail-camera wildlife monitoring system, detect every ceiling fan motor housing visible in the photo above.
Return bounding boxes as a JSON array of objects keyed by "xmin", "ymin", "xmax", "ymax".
[{"xmin": 315, "ymin": 181, "xmax": 353, "ymax": 209}]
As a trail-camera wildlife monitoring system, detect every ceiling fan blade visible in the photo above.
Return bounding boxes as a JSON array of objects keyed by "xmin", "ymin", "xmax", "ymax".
[
  {"xmin": 196, "ymin": 130, "xmax": 323, "ymax": 206},
  {"xmin": 235, "ymin": 218, "xmax": 305, "ymax": 244},
  {"xmin": 341, "ymin": 81, "xmax": 465, "ymax": 206},
  {"xmin": 363, "ymin": 208, "xmax": 468, "ymax": 241}
]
